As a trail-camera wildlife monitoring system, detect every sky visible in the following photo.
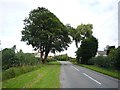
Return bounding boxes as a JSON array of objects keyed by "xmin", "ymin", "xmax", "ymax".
[{"xmin": 0, "ymin": 0, "xmax": 119, "ymax": 57}]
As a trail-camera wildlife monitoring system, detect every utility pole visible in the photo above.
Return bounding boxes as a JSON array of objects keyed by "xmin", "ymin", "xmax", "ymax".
[
  {"xmin": 118, "ymin": 1, "xmax": 120, "ymax": 46},
  {"xmin": 0, "ymin": 40, "xmax": 2, "ymax": 89}
]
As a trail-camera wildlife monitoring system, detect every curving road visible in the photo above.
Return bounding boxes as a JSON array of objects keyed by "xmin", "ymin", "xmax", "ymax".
[{"xmin": 59, "ymin": 61, "xmax": 119, "ymax": 89}]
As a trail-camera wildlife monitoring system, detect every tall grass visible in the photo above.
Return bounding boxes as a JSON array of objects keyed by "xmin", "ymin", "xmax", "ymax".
[{"xmin": 2, "ymin": 64, "xmax": 43, "ymax": 81}]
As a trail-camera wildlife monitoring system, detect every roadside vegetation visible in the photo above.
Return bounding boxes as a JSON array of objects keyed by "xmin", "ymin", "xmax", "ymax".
[
  {"xmin": 3, "ymin": 61, "xmax": 61, "ymax": 88},
  {"xmin": 73, "ymin": 46, "xmax": 120, "ymax": 79},
  {"xmin": 74, "ymin": 63, "xmax": 120, "ymax": 79},
  {"xmin": 2, "ymin": 64, "xmax": 43, "ymax": 81}
]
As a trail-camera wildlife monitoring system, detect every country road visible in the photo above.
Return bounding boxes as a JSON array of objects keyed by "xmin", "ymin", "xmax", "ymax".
[{"xmin": 59, "ymin": 61, "xmax": 119, "ymax": 88}]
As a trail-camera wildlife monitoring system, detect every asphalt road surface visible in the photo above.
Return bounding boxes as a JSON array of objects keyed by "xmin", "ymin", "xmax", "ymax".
[{"xmin": 59, "ymin": 61, "xmax": 119, "ymax": 88}]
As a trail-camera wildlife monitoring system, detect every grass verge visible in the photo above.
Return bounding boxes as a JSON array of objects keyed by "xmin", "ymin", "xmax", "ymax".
[
  {"xmin": 2, "ymin": 64, "xmax": 44, "ymax": 81},
  {"xmin": 2, "ymin": 61, "xmax": 61, "ymax": 88},
  {"xmin": 73, "ymin": 62, "xmax": 120, "ymax": 79}
]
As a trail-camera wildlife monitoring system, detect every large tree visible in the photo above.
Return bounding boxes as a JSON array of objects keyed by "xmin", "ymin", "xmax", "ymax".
[
  {"xmin": 76, "ymin": 36, "xmax": 98, "ymax": 64},
  {"xmin": 21, "ymin": 7, "xmax": 71, "ymax": 63}
]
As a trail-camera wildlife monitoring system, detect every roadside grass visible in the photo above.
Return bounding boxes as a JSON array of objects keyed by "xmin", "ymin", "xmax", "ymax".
[
  {"xmin": 47, "ymin": 61, "xmax": 61, "ymax": 65},
  {"xmin": 2, "ymin": 61, "xmax": 61, "ymax": 88},
  {"xmin": 2, "ymin": 64, "xmax": 44, "ymax": 81},
  {"xmin": 73, "ymin": 62, "xmax": 120, "ymax": 79}
]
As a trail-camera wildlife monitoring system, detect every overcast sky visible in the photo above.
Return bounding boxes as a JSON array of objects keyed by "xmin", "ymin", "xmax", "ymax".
[{"xmin": 0, "ymin": 0, "xmax": 119, "ymax": 57}]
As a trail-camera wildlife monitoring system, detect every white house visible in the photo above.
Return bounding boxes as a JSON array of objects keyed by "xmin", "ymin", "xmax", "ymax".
[{"xmin": 96, "ymin": 51, "xmax": 107, "ymax": 56}]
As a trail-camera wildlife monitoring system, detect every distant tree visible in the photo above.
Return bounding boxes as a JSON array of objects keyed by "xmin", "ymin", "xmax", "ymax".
[
  {"xmin": 76, "ymin": 36, "xmax": 98, "ymax": 64},
  {"xmin": 21, "ymin": 7, "xmax": 71, "ymax": 63},
  {"xmin": 54, "ymin": 54, "xmax": 69, "ymax": 61},
  {"xmin": 15, "ymin": 49, "xmax": 24, "ymax": 66},
  {"xmin": 2, "ymin": 48, "xmax": 16, "ymax": 69},
  {"xmin": 66, "ymin": 24, "xmax": 93, "ymax": 48}
]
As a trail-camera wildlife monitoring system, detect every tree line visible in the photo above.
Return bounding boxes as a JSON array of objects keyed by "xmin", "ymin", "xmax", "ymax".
[{"xmin": 2, "ymin": 45, "xmax": 39, "ymax": 70}]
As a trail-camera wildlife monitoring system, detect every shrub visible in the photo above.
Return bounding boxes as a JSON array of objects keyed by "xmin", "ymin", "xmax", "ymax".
[
  {"xmin": 88, "ymin": 57, "xmax": 96, "ymax": 65},
  {"xmin": 2, "ymin": 48, "xmax": 16, "ymax": 70},
  {"xmin": 88, "ymin": 56, "xmax": 111, "ymax": 68},
  {"xmin": 46, "ymin": 58, "xmax": 57, "ymax": 62},
  {"xmin": 108, "ymin": 47, "xmax": 120, "ymax": 69},
  {"xmin": 2, "ymin": 65, "xmax": 41, "ymax": 81},
  {"xmin": 2, "ymin": 68, "xmax": 15, "ymax": 81},
  {"xmin": 54, "ymin": 54, "xmax": 69, "ymax": 61},
  {"xmin": 16, "ymin": 52, "xmax": 39, "ymax": 66}
]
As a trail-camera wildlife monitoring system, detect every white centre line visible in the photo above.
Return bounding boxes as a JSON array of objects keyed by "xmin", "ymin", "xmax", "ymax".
[
  {"xmin": 71, "ymin": 66, "xmax": 79, "ymax": 71},
  {"xmin": 83, "ymin": 73, "xmax": 101, "ymax": 85}
]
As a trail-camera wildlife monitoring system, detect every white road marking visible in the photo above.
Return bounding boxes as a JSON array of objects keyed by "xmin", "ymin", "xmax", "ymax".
[
  {"xmin": 71, "ymin": 66, "xmax": 79, "ymax": 71},
  {"xmin": 83, "ymin": 73, "xmax": 101, "ymax": 85}
]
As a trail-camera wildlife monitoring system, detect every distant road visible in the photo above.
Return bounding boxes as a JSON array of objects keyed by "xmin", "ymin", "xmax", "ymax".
[{"xmin": 59, "ymin": 61, "xmax": 119, "ymax": 88}]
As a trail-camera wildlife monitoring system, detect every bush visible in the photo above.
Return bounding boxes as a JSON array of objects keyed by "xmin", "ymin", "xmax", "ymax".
[
  {"xmin": 88, "ymin": 56, "xmax": 111, "ymax": 68},
  {"xmin": 16, "ymin": 52, "xmax": 39, "ymax": 66},
  {"xmin": 2, "ymin": 68, "xmax": 15, "ymax": 81},
  {"xmin": 2, "ymin": 65, "xmax": 42, "ymax": 81},
  {"xmin": 88, "ymin": 57, "xmax": 96, "ymax": 65},
  {"xmin": 54, "ymin": 54, "xmax": 69, "ymax": 61},
  {"xmin": 46, "ymin": 58, "xmax": 57, "ymax": 62},
  {"xmin": 2, "ymin": 48, "xmax": 40, "ymax": 70},
  {"xmin": 108, "ymin": 47, "xmax": 120, "ymax": 69},
  {"xmin": 2, "ymin": 48, "xmax": 16, "ymax": 70}
]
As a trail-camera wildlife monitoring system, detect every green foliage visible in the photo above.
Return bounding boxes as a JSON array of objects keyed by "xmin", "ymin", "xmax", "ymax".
[
  {"xmin": 76, "ymin": 24, "xmax": 93, "ymax": 38},
  {"xmin": 3, "ymin": 62, "xmax": 60, "ymax": 88},
  {"xmin": 54, "ymin": 54, "xmax": 69, "ymax": 61},
  {"xmin": 87, "ymin": 46, "xmax": 120, "ymax": 70},
  {"xmin": 16, "ymin": 50, "xmax": 39, "ymax": 66},
  {"xmin": 2, "ymin": 48, "xmax": 39, "ymax": 70},
  {"xmin": 69, "ymin": 58, "xmax": 76, "ymax": 62},
  {"xmin": 106, "ymin": 46, "xmax": 115, "ymax": 55},
  {"xmin": 21, "ymin": 7, "xmax": 71, "ymax": 62},
  {"xmin": 2, "ymin": 48, "xmax": 17, "ymax": 70},
  {"xmin": 67, "ymin": 24, "xmax": 93, "ymax": 48},
  {"xmin": 2, "ymin": 65, "xmax": 42, "ymax": 81},
  {"xmin": 46, "ymin": 58, "xmax": 57, "ymax": 62},
  {"xmin": 77, "ymin": 64, "xmax": 120, "ymax": 79},
  {"xmin": 108, "ymin": 47, "xmax": 120, "ymax": 69},
  {"xmin": 89, "ymin": 56, "xmax": 112, "ymax": 68},
  {"xmin": 76, "ymin": 36, "xmax": 98, "ymax": 64}
]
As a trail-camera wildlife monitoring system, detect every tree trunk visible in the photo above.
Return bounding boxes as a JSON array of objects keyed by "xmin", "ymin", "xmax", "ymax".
[
  {"xmin": 40, "ymin": 51, "xmax": 44, "ymax": 64},
  {"xmin": 44, "ymin": 50, "xmax": 49, "ymax": 60}
]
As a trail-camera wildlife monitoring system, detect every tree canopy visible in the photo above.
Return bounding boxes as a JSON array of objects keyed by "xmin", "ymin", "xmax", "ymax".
[
  {"xmin": 21, "ymin": 7, "xmax": 71, "ymax": 63},
  {"xmin": 2, "ymin": 48, "xmax": 16, "ymax": 69},
  {"xmin": 76, "ymin": 36, "xmax": 98, "ymax": 64},
  {"xmin": 66, "ymin": 24, "xmax": 93, "ymax": 48}
]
